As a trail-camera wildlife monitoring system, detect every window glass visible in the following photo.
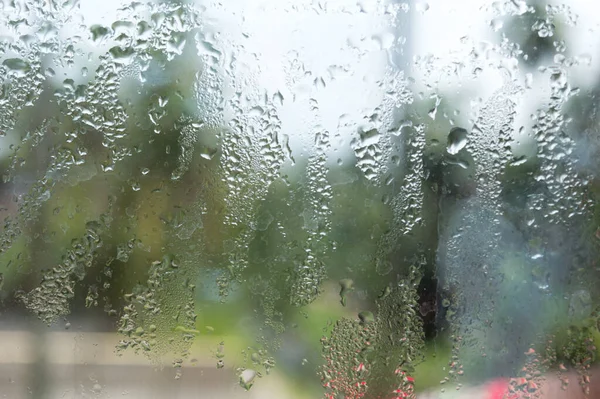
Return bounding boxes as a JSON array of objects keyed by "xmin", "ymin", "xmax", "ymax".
[{"xmin": 0, "ymin": 0, "xmax": 599, "ymax": 398}]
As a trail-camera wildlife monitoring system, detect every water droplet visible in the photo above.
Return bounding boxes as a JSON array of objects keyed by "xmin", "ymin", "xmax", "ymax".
[
  {"xmin": 490, "ymin": 18, "xmax": 503, "ymax": 32},
  {"xmin": 3, "ymin": 58, "xmax": 31, "ymax": 77},
  {"xmin": 446, "ymin": 127, "xmax": 468, "ymax": 155},
  {"xmin": 109, "ymin": 46, "xmax": 136, "ymax": 64},
  {"xmin": 358, "ymin": 311, "xmax": 375, "ymax": 324},
  {"xmin": 415, "ymin": 1, "xmax": 430, "ymax": 14},
  {"xmin": 199, "ymin": 146, "xmax": 218, "ymax": 160},
  {"xmin": 90, "ymin": 25, "xmax": 110, "ymax": 42},
  {"xmin": 339, "ymin": 279, "xmax": 354, "ymax": 306},
  {"xmin": 379, "ymin": 285, "xmax": 391, "ymax": 300},
  {"xmin": 239, "ymin": 369, "xmax": 257, "ymax": 390},
  {"xmin": 272, "ymin": 91, "xmax": 284, "ymax": 106}
]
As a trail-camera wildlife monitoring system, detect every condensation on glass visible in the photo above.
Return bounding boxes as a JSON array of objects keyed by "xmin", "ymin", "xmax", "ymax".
[{"xmin": 0, "ymin": 0, "xmax": 599, "ymax": 398}]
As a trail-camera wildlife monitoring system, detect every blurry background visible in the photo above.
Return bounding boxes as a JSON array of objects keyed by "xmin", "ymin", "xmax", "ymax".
[{"xmin": 1, "ymin": 0, "xmax": 600, "ymax": 398}]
